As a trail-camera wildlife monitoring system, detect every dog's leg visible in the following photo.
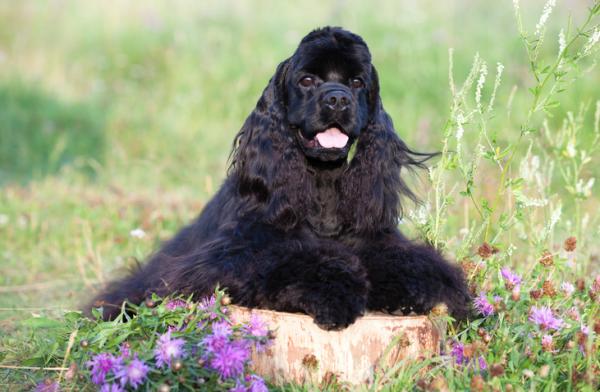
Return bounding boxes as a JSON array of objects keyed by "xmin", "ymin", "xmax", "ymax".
[{"xmin": 357, "ymin": 231, "xmax": 471, "ymax": 319}]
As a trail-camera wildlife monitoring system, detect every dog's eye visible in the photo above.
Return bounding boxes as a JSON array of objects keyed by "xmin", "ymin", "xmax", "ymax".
[
  {"xmin": 299, "ymin": 76, "xmax": 315, "ymax": 87},
  {"xmin": 350, "ymin": 78, "xmax": 364, "ymax": 89}
]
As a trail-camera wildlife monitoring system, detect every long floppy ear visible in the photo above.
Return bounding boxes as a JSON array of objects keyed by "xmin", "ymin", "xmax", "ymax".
[
  {"xmin": 229, "ymin": 59, "xmax": 311, "ymax": 230},
  {"xmin": 340, "ymin": 65, "xmax": 434, "ymax": 233}
]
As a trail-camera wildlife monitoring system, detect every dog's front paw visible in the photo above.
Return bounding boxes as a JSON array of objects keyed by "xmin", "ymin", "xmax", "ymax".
[{"xmin": 304, "ymin": 292, "xmax": 366, "ymax": 331}]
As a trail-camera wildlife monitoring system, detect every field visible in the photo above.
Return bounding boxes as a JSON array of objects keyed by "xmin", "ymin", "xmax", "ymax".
[{"xmin": 1, "ymin": 0, "xmax": 599, "ymax": 390}]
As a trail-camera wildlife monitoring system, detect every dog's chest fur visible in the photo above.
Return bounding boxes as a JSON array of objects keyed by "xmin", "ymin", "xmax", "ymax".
[{"xmin": 306, "ymin": 165, "xmax": 344, "ymax": 237}]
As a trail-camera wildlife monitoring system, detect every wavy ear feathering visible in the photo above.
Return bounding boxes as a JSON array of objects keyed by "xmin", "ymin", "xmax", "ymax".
[
  {"xmin": 340, "ymin": 65, "xmax": 436, "ymax": 234},
  {"xmin": 228, "ymin": 59, "xmax": 312, "ymax": 230}
]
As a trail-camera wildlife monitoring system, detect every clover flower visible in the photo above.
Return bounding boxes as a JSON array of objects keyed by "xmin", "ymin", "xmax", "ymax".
[
  {"xmin": 474, "ymin": 293, "xmax": 494, "ymax": 317},
  {"xmin": 209, "ymin": 340, "xmax": 250, "ymax": 379},
  {"xmin": 501, "ymin": 267, "xmax": 522, "ymax": 289},
  {"xmin": 154, "ymin": 330, "xmax": 186, "ymax": 368},
  {"xmin": 115, "ymin": 355, "xmax": 149, "ymax": 389},
  {"xmin": 560, "ymin": 282, "xmax": 575, "ymax": 296},
  {"xmin": 87, "ymin": 353, "xmax": 122, "ymax": 385},
  {"xmin": 229, "ymin": 381, "xmax": 247, "ymax": 392},
  {"xmin": 541, "ymin": 335, "xmax": 554, "ymax": 352},
  {"xmin": 529, "ymin": 306, "xmax": 564, "ymax": 331}
]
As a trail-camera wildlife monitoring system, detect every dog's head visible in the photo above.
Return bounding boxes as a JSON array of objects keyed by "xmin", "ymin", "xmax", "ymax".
[
  {"xmin": 282, "ymin": 27, "xmax": 375, "ymax": 162},
  {"xmin": 230, "ymin": 27, "xmax": 431, "ymax": 232}
]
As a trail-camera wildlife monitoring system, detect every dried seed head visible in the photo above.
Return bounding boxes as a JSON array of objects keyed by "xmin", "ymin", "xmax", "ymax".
[
  {"xmin": 302, "ymin": 354, "xmax": 319, "ymax": 370},
  {"xmin": 576, "ymin": 278, "xmax": 586, "ymax": 292},
  {"xmin": 564, "ymin": 236, "xmax": 577, "ymax": 252},
  {"xmin": 470, "ymin": 375, "xmax": 485, "ymax": 392},
  {"xmin": 542, "ymin": 280, "xmax": 557, "ymax": 297},
  {"xmin": 539, "ymin": 251, "xmax": 554, "ymax": 267},
  {"xmin": 478, "ymin": 243, "xmax": 493, "ymax": 259},
  {"xmin": 483, "ymin": 333, "xmax": 492, "ymax": 344},
  {"xmin": 530, "ymin": 289, "xmax": 542, "ymax": 300},
  {"xmin": 566, "ymin": 340, "xmax": 576, "ymax": 349},
  {"xmin": 158, "ymin": 385, "xmax": 170, "ymax": 392},
  {"xmin": 430, "ymin": 375, "xmax": 448, "ymax": 391},
  {"xmin": 594, "ymin": 320, "xmax": 600, "ymax": 334},
  {"xmin": 511, "ymin": 286, "xmax": 521, "ymax": 301},
  {"xmin": 220, "ymin": 295, "xmax": 232, "ymax": 306},
  {"xmin": 172, "ymin": 360, "xmax": 183, "ymax": 372},
  {"xmin": 145, "ymin": 299, "xmax": 156, "ymax": 308},
  {"xmin": 477, "ymin": 328, "xmax": 486, "ymax": 337},
  {"xmin": 490, "ymin": 363, "xmax": 505, "ymax": 377},
  {"xmin": 539, "ymin": 364, "xmax": 550, "ymax": 377},
  {"xmin": 79, "ymin": 340, "xmax": 89, "ymax": 348},
  {"xmin": 430, "ymin": 303, "xmax": 448, "ymax": 316}
]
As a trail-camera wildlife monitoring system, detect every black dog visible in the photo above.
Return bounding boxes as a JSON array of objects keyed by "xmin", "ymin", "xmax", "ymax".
[{"xmin": 91, "ymin": 27, "xmax": 470, "ymax": 330}]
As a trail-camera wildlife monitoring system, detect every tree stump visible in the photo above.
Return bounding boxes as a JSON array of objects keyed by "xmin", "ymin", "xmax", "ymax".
[{"xmin": 229, "ymin": 306, "xmax": 442, "ymax": 385}]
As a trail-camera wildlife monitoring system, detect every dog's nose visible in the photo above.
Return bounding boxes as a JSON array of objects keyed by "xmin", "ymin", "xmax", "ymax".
[{"xmin": 322, "ymin": 90, "xmax": 351, "ymax": 111}]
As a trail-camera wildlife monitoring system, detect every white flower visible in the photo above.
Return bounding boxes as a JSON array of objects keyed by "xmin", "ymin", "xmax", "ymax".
[
  {"xmin": 130, "ymin": 228, "xmax": 147, "ymax": 239},
  {"xmin": 0, "ymin": 214, "xmax": 8, "ymax": 226},
  {"xmin": 583, "ymin": 27, "xmax": 600, "ymax": 56},
  {"xmin": 558, "ymin": 29, "xmax": 566, "ymax": 54},
  {"xmin": 475, "ymin": 62, "xmax": 488, "ymax": 111},
  {"xmin": 566, "ymin": 139, "xmax": 577, "ymax": 158},
  {"xmin": 456, "ymin": 112, "xmax": 465, "ymax": 140},
  {"xmin": 409, "ymin": 203, "xmax": 430, "ymax": 226},
  {"xmin": 535, "ymin": 0, "xmax": 556, "ymax": 36},
  {"xmin": 575, "ymin": 178, "xmax": 595, "ymax": 198},
  {"xmin": 561, "ymin": 282, "xmax": 575, "ymax": 296}
]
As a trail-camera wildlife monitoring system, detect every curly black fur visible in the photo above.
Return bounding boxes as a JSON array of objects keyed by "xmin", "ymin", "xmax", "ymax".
[{"xmin": 89, "ymin": 27, "xmax": 470, "ymax": 330}]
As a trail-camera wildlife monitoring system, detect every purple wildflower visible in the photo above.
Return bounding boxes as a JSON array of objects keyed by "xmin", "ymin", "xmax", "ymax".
[
  {"xmin": 529, "ymin": 306, "xmax": 564, "ymax": 331},
  {"xmin": 100, "ymin": 384, "xmax": 125, "ymax": 392},
  {"xmin": 229, "ymin": 381, "xmax": 247, "ymax": 392},
  {"xmin": 474, "ymin": 293, "xmax": 494, "ymax": 316},
  {"xmin": 199, "ymin": 295, "xmax": 218, "ymax": 319},
  {"xmin": 35, "ymin": 380, "xmax": 60, "ymax": 392},
  {"xmin": 154, "ymin": 330, "xmax": 186, "ymax": 368},
  {"xmin": 501, "ymin": 267, "xmax": 522, "ymax": 289},
  {"xmin": 581, "ymin": 325, "xmax": 590, "ymax": 335},
  {"xmin": 166, "ymin": 299, "xmax": 187, "ymax": 310},
  {"xmin": 450, "ymin": 342, "xmax": 466, "ymax": 365},
  {"xmin": 209, "ymin": 341, "xmax": 250, "ymax": 379},
  {"xmin": 87, "ymin": 353, "xmax": 122, "ymax": 385},
  {"xmin": 477, "ymin": 356, "xmax": 487, "ymax": 370},
  {"xmin": 248, "ymin": 375, "xmax": 269, "ymax": 392},
  {"xmin": 119, "ymin": 343, "xmax": 131, "ymax": 359},
  {"xmin": 115, "ymin": 356, "xmax": 149, "ymax": 389},
  {"xmin": 202, "ymin": 320, "xmax": 233, "ymax": 354},
  {"xmin": 244, "ymin": 314, "xmax": 268, "ymax": 337}
]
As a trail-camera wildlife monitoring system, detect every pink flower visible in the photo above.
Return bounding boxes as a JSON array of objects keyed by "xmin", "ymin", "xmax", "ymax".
[
  {"xmin": 529, "ymin": 306, "xmax": 564, "ymax": 331},
  {"xmin": 243, "ymin": 313, "xmax": 268, "ymax": 337},
  {"xmin": 474, "ymin": 293, "xmax": 494, "ymax": 316},
  {"xmin": 115, "ymin": 356, "xmax": 149, "ymax": 389},
  {"xmin": 154, "ymin": 330, "xmax": 186, "ymax": 368},
  {"xmin": 100, "ymin": 383, "xmax": 125, "ymax": 392},
  {"xmin": 86, "ymin": 353, "xmax": 122, "ymax": 385},
  {"xmin": 501, "ymin": 267, "xmax": 522, "ymax": 289},
  {"xmin": 166, "ymin": 299, "xmax": 187, "ymax": 310}
]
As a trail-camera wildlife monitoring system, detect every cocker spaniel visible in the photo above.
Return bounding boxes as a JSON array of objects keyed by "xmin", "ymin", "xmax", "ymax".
[{"xmin": 91, "ymin": 27, "xmax": 470, "ymax": 330}]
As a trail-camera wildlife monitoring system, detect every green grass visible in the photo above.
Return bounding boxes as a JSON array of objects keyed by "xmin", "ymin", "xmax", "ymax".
[{"xmin": 1, "ymin": 0, "xmax": 599, "ymax": 390}]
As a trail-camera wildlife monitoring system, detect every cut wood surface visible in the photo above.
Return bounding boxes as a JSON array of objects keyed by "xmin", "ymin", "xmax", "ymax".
[{"xmin": 229, "ymin": 306, "xmax": 442, "ymax": 385}]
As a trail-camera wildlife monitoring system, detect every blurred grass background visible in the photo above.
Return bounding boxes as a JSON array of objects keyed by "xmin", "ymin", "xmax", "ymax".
[{"xmin": 0, "ymin": 0, "xmax": 598, "ymax": 332}]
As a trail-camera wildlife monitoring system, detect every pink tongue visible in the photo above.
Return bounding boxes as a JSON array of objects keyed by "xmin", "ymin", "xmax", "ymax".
[{"xmin": 315, "ymin": 127, "xmax": 349, "ymax": 148}]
